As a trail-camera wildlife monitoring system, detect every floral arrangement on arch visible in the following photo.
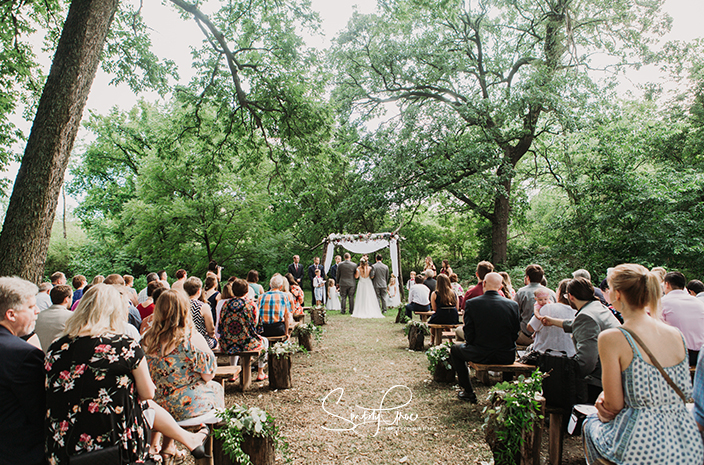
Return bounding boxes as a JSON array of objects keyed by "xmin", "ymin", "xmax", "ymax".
[{"xmin": 328, "ymin": 232, "xmax": 400, "ymax": 244}]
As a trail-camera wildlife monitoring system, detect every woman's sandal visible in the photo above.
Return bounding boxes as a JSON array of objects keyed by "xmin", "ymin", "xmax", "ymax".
[
  {"xmin": 256, "ymin": 373, "xmax": 268, "ymax": 381},
  {"xmin": 190, "ymin": 424, "xmax": 211, "ymax": 459},
  {"xmin": 160, "ymin": 449, "xmax": 186, "ymax": 465}
]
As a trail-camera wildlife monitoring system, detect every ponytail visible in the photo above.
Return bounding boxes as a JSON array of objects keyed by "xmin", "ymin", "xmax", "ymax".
[{"xmin": 645, "ymin": 272, "xmax": 662, "ymax": 319}]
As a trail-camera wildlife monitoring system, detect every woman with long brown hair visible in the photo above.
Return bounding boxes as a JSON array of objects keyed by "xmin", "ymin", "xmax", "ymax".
[
  {"xmin": 142, "ymin": 290, "xmax": 224, "ymax": 464},
  {"xmin": 428, "ymin": 274, "xmax": 459, "ymax": 325}
]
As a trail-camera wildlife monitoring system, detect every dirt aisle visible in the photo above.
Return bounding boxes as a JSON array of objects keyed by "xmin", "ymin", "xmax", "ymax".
[{"xmin": 223, "ymin": 312, "xmax": 585, "ymax": 464}]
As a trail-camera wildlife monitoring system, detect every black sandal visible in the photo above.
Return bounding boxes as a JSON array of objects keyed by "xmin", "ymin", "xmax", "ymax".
[{"xmin": 190, "ymin": 425, "xmax": 211, "ymax": 459}]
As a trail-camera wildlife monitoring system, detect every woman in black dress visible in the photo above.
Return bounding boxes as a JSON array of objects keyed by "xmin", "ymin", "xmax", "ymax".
[
  {"xmin": 45, "ymin": 284, "xmax": 209, "ymax": 465},
  {"xmin": 428, "ymin": 274, "xmax": 460, "ymax": 325}
]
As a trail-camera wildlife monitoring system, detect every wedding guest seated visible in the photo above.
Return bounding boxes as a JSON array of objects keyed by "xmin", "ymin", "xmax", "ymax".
[
  {"xmin": 138, "ymin": 272, "xmax": 160, "ymax": 304},
  {"xmin": 183, "ymin": 277, "xmax": 217, "ymax": 349},
  {"xmin": 499, "ymin": 271, "xmax": 516, "ymax": 299},
  {"xmin": 285, "ymin": 273, "xmax": 305, "ymax": 315},
  {"xmin": 71, "ymin": 274, "xmax": 87, "ymax": 307},
  {"xmin": 203, "ymin": 275, "xmax": 219, "ymax": 320},
  {"xmin": 137, "ymin": 281, "xmax": 164, "ymax": 320},
  {"xmin": 142, "ymin": 290, "xmax": 224, "ymax": 462},
  {"xmin": 526, "ymin": 279, "xmax": 576, "ymax": 356},
  {"xmin": 0, "ymin": 277, "xmax": 44, "ymax": 465},
  {"xmin": 428, "ymin": 274, "xmax": 460, "ymax": 325},
  {"xmin": 450, "ymin": 273, "xmax": 520, "ymax": 403},
  {"xmin": 45, "ymin": 284, "xmax": 209, "ymax": 465},
  {"xmin": 423, "ymin": 269, "xmax": 437, "ymax": 293},
  {"xmin": 35, "ymin": 284, "xmax": 73, "ymax": 351},
  {"xmin": 258, "ymin": 274, "xmax": 291, "ymax": 337},
  {"xmin": 583, "ymin": 264, "xmax": 702, "ymax": 464},
  {"xmin": 540, "ymin": 277, "xmax": 620, "ymax": 402},
  {"xmin": 214, "ymin": 281, "xmax": 234, "ymax": 338},
  {"xmin": 514, "ymin": 264, "xmax": 556, "ymax": 346},
  {"xmin": 35, "ymin": 282, "xmax": 52, "ymax": 311},
  {"xmin": 140, "ymin": 286, "xmax": 166, "ymax": 335},
  {"xmin": 71, "ymin": 284, "xmax": 92, "ymax": 311},
  {"xmin": 460, "ymin": 261, "xmax": 497, "ymax": 308},
  {"xmin": 662, "ymin": 271, "xmax": 704, "ymax": 366},
  {"xmin": 104, "ymin": 274, "xmax": 142, "ymax": 330},
  {"xmin": 687, "ymin": 279, "xmax": 704, "ymax": 302},
  {"xmin": 218, "ymin": 278, "xmax": 269, "ymax": 381},
  {"xmin": 247, "ymin": 270, "xmax": 265, "ymax": 301},
  {"xmin": 405, "ymin": 275, "xmax": 431, "ymax": 319}
]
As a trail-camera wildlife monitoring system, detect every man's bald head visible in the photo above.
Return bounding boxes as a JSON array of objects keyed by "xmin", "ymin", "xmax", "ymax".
[{"xmin": 483, "ymin": 272, "xmax": 503, "ymax": 291}]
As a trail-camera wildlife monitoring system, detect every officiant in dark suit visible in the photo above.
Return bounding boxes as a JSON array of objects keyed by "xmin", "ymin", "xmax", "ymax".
[
  {"xmin": 450, "ymin": 272, "xmax": 520, "ymax": 403},
  {"xmin": 288, "ymin": 255, "xmax": 305, "ymax": 287}
]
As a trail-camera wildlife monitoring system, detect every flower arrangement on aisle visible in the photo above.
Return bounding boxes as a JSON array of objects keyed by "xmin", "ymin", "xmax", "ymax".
[
  {"xmin": 267, "ymin": 340, "xmax": 298, "ymax": 358},
  {"xmin": 425, "ymin": 341, "xmax": 452, "ymax": 373},
  {"xmin": 483, "ymin": 370, "xmax": 545, "ymax": 465},
  {"xmin": 213, "ymin": 404, "xmax": 287, "ymax": 465}
]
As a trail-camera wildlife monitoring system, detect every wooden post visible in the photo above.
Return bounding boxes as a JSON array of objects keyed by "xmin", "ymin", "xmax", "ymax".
[
  {"xmin": 268, "ymin": 353, "xmax": 292, "ymax": 390},
  {"xmin": 396, "ymin": 239, "xmax": 405, "ymax": 302},
  {"xmin": 214, "ymin": 430, "xmax": 275, "ymax": 465},
  {"xmin": 548, "ymin": 409, "xmax": 566, "ymax": 465}
]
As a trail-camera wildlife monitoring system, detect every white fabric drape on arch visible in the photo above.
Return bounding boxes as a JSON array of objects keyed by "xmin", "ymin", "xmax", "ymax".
[{"xmin": 323, "ymin": 236, "xmax": 399, "ymax": 278}]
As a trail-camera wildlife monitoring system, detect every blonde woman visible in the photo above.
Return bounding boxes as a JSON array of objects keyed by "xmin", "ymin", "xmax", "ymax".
[
  {"xmin": 582, "ymin": 264, "xmax": 703, "ymax": 464},
  {"xmin": 142, "ymin": 290, "xmax": 224, "ymax": 463},
  {"xmin": 45, "ymin": 284, "xmax": 209, "ymax": 465}
]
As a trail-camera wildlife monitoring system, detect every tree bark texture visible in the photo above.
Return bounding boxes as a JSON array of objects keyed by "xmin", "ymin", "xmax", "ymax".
[
  {"xmin": 408, "ymin": 326, "xmax": 425, "ymax": 351},
  {"xmin": 433, "ymin": 363, "xmax": 456, "ymax": 383},
  {"xmin": 297, "ymin": 333, "xmax": 314, "ymax": 352},
  {"xmin": 268, "ymin": 354, "xmax": 292, "ymax": 390},
  {"xmin": 0, "ymin": 0, "xmax": 119, "ymax": 282},
  {"xmin": 214, "ymin": 432, "xmax": 275, "ymax": 465}
]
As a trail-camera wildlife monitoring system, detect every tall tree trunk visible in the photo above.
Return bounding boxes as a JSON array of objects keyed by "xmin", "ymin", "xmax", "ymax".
[
  {"xmin": 491, "ymin": 167, "xmax": 513, "ymax": 265},
  {"xmin": 0, "ymin": 0, "xmax": 119, "ymax": 282}
]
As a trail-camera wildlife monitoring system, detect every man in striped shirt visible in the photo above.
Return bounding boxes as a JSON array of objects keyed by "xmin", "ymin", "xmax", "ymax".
[{"xmin": 258, "ymin": 274, "xmax": 291, "ymax": 337}]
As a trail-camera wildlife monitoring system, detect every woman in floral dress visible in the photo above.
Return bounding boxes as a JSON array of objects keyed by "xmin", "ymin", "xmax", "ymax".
[
  {"xmin": 285, "ymin": 273, "xmax": 305, "ymax": 316},
  {"xmin": 218, "ymin": 278, "xmax": 269, "ymax": 381},
  {"xmin": 142, "ymin": 290, "xmax": 224, "ymax": 462},
  {"xmin": 45, "ymin": 284, "xmax": 209, "ymax": 465}
]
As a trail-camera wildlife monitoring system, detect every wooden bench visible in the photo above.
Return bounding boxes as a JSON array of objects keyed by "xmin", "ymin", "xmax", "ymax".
[
  {"xmin": 414, "ymin": 311, "xmax": 434, "ymax": 322},
  {"xmin": 213, "ymin": 365, "xmax": 242, "ymax": 389},
  {"xmin": 266, "ymin": 335, "xmax": 288, "ymax": 344},
  {"xmin": 228, "ymin": 350, "xmax": 261, "ymax": 391},
  {"xmin": 428, "ymin": 323, "xmax": 461, "ymax": 345},
  {"xmin": 468, "ymin": 361, "xmax": 536, "ymax": 385}
]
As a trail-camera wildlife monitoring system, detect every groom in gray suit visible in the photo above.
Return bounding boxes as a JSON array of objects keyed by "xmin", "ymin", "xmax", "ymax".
[
  {"xmin": 336, "ymin": 253, "xmax": 358, "ymax": 315},
  {"xmin": 371, "ymin": 254, "xmax": 390, "ymax": 313}
]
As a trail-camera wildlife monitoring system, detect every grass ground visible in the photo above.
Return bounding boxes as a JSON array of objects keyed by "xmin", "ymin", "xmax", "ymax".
[{"xmin": 211, "ymin": 309, "xmax": 586, "ymax": 465}]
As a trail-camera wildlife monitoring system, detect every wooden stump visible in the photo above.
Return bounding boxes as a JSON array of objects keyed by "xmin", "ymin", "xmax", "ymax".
[
  {"xmin": 310, "ymin": 307, "xmax": 326, "ymax": 325},
  {"xmin": 395, "ymin": 306, "xmax": 405, "ymax": 323},
  {"xmin": 268, "ymin": 353, "xmax": 292, "ymax": 390},
  {"xmin": 408, "ymin": 326, "xmax": 425, "ymax": 351},
  {"xmin": 214, "ymin": 432, "xmax": 275, "ymax": 465},
  {"xmin": 433, "ymin": 363, "xmax": 456, "ymax": 383},
  {"xmin": 298, "ymin": 333, "xmax": 314, "ymax": 352}
]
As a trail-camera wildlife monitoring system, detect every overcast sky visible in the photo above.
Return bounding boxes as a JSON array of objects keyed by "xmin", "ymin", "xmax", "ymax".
[{"xmin": 3, "ymin": 0, "xmax": 703, "ymax": 202}]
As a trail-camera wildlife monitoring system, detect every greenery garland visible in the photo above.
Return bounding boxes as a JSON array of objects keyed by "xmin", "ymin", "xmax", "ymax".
[
  {"xmin": 483, "ymin": 370, "xmax": 544, "ymax": 464},
  {"xmin": 213, "ymin": 405, "xmax": 289, "ymax": 465},
  {"xmin": 425, "ymin": 341, "xmax": 453, "ymax": 373}
]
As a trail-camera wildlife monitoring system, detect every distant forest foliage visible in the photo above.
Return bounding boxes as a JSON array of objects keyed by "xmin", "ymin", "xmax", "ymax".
[{"xmin": 2, "ymin": 0, "xmax": 704, "ymax": 286}]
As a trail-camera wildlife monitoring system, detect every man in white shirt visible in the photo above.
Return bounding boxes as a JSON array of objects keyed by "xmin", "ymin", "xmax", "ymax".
[
  {"xmin": 404, "ymin": 275, "xmax": 431, "ymax": 320},
  {"xmin": 662, "ymin": 271, "xmax": 704, "ymax": 366},
  {"xmin": 35, "ymin": 285, "xmax": 73, "ymax": 351}
]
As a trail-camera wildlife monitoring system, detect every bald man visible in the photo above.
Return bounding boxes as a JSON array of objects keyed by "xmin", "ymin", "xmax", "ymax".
[{"xmin": 450, "ymin": 272, "xmax": 521, "ymax": 403}]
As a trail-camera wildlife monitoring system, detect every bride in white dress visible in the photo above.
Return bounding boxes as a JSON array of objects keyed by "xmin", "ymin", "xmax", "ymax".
[{"xmin": 352, "ymin": 257, "xmax": 384, "ymax": 319}]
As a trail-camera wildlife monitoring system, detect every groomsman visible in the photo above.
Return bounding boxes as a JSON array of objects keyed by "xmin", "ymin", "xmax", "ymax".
[
  {"xmin": 329, "ymin": 255, "xmax": 342, "ymax": 286},
  {"xmin": 288, "ymin": 255, "xmax": 305, "ymax": 287},
  {"xmin": 371, "ymin": 254, "xmax": 390, "ymax": 313},
  {"xmin": 308, "ymin": 257, "xmax": 326, "ymax": 303}
]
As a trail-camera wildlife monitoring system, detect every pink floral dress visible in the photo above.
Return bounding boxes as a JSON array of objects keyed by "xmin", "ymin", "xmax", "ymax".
[
  {"xmin": 45, "ymin": 334, "xmax": 150, "ymax": 465},
  {"xmin": 145, "ymin": 333, "xmax": 224, "ymax": 421}
]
